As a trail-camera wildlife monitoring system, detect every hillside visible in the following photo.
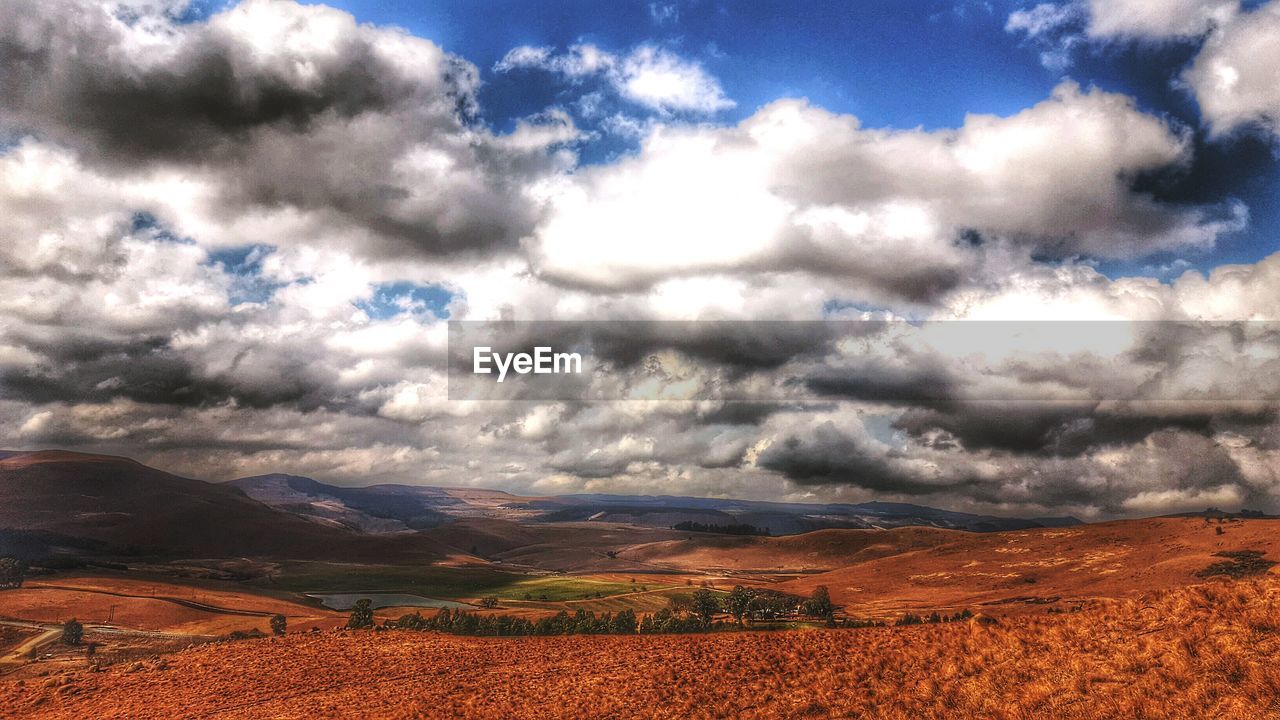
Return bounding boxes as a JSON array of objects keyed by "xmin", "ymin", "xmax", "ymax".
[
  {"xmin": 0, "ymin": 451, "xmax": 447, "ymax": 563},
  {"xmin": 5, "ymin": 578, "xmax": 1276, "ymax": 719},
  {"xmin": 228, "ymin": 472, "xmax": 1079, "ymax": 537},
  {"xmin": 621, "ymin": 526, "xmax": 962, "ymax": 572},
  {"xmin": 778, "ymin": 516, "xmax": 1280, "ymax": 615}
]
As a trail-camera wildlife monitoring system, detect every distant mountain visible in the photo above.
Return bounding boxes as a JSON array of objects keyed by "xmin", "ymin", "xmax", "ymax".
[
  {"xmin": 0, "ymin": 449, "xmax": 1083, "ymax": 572},
  {"xmin": 0, "ymin": 450, "xmax": 447, "ymax": 563},
  {"xmin": 228, "ymin": 474, "xmax": 455, "ymax": 533},
  {"xmin": 230, "ymin": 475, "xmax": 1081, "ymax": 536},
  {"xmin": 533, "ymin": 495, "xmax": 1081, "ymax": 534}
]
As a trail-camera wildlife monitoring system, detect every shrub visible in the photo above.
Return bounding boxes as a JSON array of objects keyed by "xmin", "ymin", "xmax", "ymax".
[
  {"xmin": 801, "ymin": 586, "xmax": 836, "ymax": 620},
  {"xmin": 347, "ymin": 599, "xmax": 374, "ymax": 629},
  {"xmin": 62, "ymin": 618, "xmax": 84, "ymax": 646},
  {"xmin": 0, "ymin": 556, "xmax": 26, "ymax": 589},
  {"xmin": 270, "ymin": 614, "xmax": 287, "ymax": 636}
]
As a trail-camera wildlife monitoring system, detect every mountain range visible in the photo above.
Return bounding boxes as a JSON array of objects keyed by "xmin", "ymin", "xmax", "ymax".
[{"xmin": 2, "ymin": 449, "xmax": 1079, "ymax": 565}]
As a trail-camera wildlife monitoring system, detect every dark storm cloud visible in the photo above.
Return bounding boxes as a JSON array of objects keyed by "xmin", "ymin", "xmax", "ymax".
[
  {"xmin": 589, "ymin": 321, "xmax": 841, "ymax": 371},
  {"xmin": 891, "ymin": 403, "xmax": 1221, "ymax": 456},
  {"xmin": 0, "ymin": 343, "xmax": 333, "ymax": 410},
  {"xmin": 804, "ymin": 363, "xmax": 956, "ymax": 406},
  {"xmin": 0, "ymin": 0, "xmax": 559, "ymax": 258},
  {"xmin": 757, "ymin": 421, "xmax": 947, "ymax": 495}
]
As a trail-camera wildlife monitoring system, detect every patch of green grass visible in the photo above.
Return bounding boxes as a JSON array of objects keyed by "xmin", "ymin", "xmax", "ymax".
[
  {"xmin": 250, "ymin": 563, "xmax": 663, "ymax": 602},
  {"xmin": 489, "ymin": 577, "xmax": 640, "ymax": 602}
]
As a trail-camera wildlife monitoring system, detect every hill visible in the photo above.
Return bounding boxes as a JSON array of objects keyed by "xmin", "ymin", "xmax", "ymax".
[
  {"xmin": 621, "ymin": 526, "xmax": 961, "ymax": 573},
  {"xmin": 5, "ymin": 577, "xmax": 1276, "ymax": 719},
  {"xmin": 778, "ymin": 516, "xmax": 1280, "ymax": 615},
  {"xmin": 228, "ymin": 473, "xmax": 1080, "ymax": 537},
  {"xmin": 0, "ymin": 451, "xmax": 447, "ymax": 563}
]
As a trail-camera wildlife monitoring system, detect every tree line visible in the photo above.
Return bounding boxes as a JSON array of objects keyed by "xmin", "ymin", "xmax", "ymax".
[{"xmin": 348, "ymin": 586, "xmax": 855, "ymax": 637}]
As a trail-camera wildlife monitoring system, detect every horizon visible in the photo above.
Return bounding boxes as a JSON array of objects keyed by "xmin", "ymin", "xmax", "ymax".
[{"xmin": 8, "ymin": 446, "xmax": 1271, "ymax": 524}]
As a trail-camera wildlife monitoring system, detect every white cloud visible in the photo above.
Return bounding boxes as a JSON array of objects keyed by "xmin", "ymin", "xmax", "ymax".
[
  {"xmin": 1084, "ymin": 0, "xmax": 1239, "ymax": 39},
  {"xmin": 1182, "ymin": 3, "xmax": 1280, "ymax": 138},
  {"xmin": 527, "ymin": 81, "xmax": 1239, "ymax": 301},
  {"xmin": 1007, "ymin": 2, "xmax": 1080, "ymax": 38},
  {"xmin": 495, "ymin": 43, "xmax": 733, "ymax": 114}
]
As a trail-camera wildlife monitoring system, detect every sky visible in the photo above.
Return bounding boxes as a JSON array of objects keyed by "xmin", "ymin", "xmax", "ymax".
[{"xmin": 0, "ymin": 0, "xmax": 1279, "ymax": 519}]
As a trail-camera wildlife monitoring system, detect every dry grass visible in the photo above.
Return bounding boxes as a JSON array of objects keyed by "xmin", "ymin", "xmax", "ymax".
[{"xmin": 4, "ymin": 577, "xmax": 1278, "ymax": 719}]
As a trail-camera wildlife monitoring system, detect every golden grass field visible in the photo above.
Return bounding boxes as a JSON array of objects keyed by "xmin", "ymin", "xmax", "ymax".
[{"xmin": 3, "ymin": 576, "xmax": 1278, "ymax": 719}]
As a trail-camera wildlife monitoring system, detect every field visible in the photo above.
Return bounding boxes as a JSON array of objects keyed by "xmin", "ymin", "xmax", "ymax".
[
  {"xmin": 3, "ymin": 516, "xmax": 1280, "ymax": 718},
  {"xmin": 250, "ymin": 562, "xmax": 671, "ymax": 603},
  {"xmin": 3, "ymin": 577, "xmax": 1277, "ymax": 719}
]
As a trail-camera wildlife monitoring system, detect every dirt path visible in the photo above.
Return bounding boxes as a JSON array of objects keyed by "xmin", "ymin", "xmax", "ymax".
[{"xmin": 0, "ymin": 628, "xmax": 59, "ymax": 665}]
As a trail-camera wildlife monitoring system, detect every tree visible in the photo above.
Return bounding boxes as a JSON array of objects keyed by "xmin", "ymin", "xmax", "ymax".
[
  {"xmin": 347, "ymin": 599, "xmax": 374, "ymax": 629},
  {"xmin": 724, "ymin": 585, "xmax": 754, "ymax": 626},
  {"xmin": 478, "ymin": 597, "xmax": 499, "ymax": 609},
  {"xmin": 62, "ymin": 618, "xmax": 84, "ymax": 646},
  {"xmin": 0, "ymin": 557, "xmax": 26, "ymax": 589},
  {"xmin": 270, "ymin": 614, "xmax": 287, "ymax": 636},
  {"xmin": 667, "ymin": 593, "xmax": 694, "ymax": 614},
  {"xmin": 690, "ymin": 588, "xmax": 719, "ymax": 625},
  {"xmin": 801, "ymin": 586, "xmax": 836, "ymax": 620}
]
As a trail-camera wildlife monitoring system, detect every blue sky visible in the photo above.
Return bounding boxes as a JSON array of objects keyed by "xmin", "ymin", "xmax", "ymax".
[{"xmin": 299, "ymin": 0, "xmax": 1279, "ymax": 279}]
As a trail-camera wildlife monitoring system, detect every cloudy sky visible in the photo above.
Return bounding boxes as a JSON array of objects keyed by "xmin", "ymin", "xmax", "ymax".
[{"xmin": 1, "ymin": 0, "xmax": 1279, "ymax": 519}]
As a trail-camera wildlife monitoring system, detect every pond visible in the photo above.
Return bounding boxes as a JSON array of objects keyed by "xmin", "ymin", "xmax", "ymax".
[{"xmin": 305, "ymin": 592, "xmax": 472, "ymax": 611}]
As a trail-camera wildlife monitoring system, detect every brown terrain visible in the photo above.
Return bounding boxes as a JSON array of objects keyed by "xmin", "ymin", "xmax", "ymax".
[
  {"xmin": 3, "ymin": 577, "xmax": 1278, "ymax": 719},
  {"xmin": 3, "ymin": 449, "xmax": 1279, "ymax": 717}
]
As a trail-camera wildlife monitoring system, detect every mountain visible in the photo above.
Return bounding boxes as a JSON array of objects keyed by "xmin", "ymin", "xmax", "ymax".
[
  {"xmin": 229, "ymin": 475, "xmax": 1080, "ymax": 536},
  {"xmin": 0, "ymin": 450, "xmax": 446, "ymax": 563},
  {"xmin": 527, "ymin": 495, "xmax": 1081, "ymax": 534},
  {"xmin": 228, "ymin": 474, "xmax": 456, "ymax": 533},
  {"xmin": 0, "ymin": 448, "xmax": 1083, "ymax": 571}
]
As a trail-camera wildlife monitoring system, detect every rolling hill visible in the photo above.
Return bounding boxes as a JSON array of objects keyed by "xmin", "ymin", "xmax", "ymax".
[
  {"xmin": 776, "ymin": 516, "xmax": 1280, "ymax": 615},
  {"xmin": 228, "ymin": 474, "xmax": 1080, "ymax": 537},
  {"xmin": 0, "ymin": 450, "xmax": 448, "ymax": 563}
]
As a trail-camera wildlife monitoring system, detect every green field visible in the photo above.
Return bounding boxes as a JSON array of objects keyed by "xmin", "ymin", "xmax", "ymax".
[
  {"xmin": 251, "ymin": 563, "xmax": 662, "ymax": 602},
  {"xmin": 486, "ymin": 576, "xmax": 642, "ymax": 602}
]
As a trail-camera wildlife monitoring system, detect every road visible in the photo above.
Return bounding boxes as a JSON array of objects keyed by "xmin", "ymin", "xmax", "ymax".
[{"xmin": 0, "ymin": 619, "xmax": 215, "ymax": 668}]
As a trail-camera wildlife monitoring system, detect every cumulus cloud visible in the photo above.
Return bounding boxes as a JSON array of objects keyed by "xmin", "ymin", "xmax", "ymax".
[
  {"xmin": 1083, "ymin": 0, "xmax": 1239, "ymax": 39},
  {"xmin": 1010, "ymin": 1, "xmax": 1280, "ymax": 142},
  {"xmin": 1182, "ymin": 3, "xmax": 1280, "ymax": 138},
  {"xmin": 495, "ymin": 43, "xmax": 734, "ymax": 114},
  {"xmin": 527, "ymin": 81, "xmax": 1241, "ymax": 301},
  {"xmin": 0, "ymin": 0, "xmax": 575, "ymax": 258}
]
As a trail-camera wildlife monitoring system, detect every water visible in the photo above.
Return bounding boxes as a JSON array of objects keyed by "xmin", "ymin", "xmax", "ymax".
[{"xmin": 305, "ymin": 592, "xmax": 471, "ymax": 611}]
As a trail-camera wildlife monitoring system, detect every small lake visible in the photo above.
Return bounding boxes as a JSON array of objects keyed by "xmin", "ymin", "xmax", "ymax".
[{"xmin": 305, "ymin": 593, "xmax": 472, "ymax": 611}]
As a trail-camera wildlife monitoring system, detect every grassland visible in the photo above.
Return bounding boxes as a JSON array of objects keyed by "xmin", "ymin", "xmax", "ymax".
[
  {"xmin": 251, "ymin": 562, "xmax": 669, "ymax": 603},
  {"xmin": 5, "ymin": 576, "xmax": 1277, "ymax": 719}
]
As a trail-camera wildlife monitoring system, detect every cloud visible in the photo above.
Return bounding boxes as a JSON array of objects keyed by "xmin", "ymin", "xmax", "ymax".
[
  {"xmin": 1008, "ymin": 3, "xmax": 1081, "ymax": 38},
  {"xmin": 1005, "ymin": 2, "xmax": 1085, "ymax": 69},
  {"xmin": 1182, "ymin": 3, "xmax": 1280, "ymax": 138},
  {"xmin": 1008, "ymin": 2, "xmax": 1280, "ymax": 142},
  {"xmin": 495, "ymin": 43, "xmax": 734, "ymax": 114},
  {"xmin": 1083, "ymin": 0, "xmax": 1239, "ymax": 40},
  {"xmin": 0, "ymin": 0, "xmax": 574, "ymax": 259},
  {"xmin": 527, "ymin": 81, "xmax": 1241, "ymax": 301}
]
